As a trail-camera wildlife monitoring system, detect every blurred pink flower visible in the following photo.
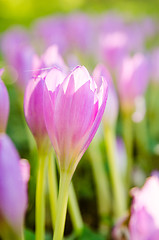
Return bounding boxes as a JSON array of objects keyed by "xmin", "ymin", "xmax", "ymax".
[
  {"xmin": 66, "ymin": 13, "xmax": 93, "ymax": 52},
  {"xmin": 34, "ymin": 44, "xmax": 68, "ymax": 77},
  {"xmin": 1, "ymin": 27, "xmax": 36, "ymax": 91},
  {"xmin": 99, "ymin": 31, "xmax": 128, "ymax": 71},
  {"xmin": 44, "ymin": 66, "xmax": 108, "ymax": 175},
  {"xmin": 118, "ymin": 53, "xmax": 149, "ymax": 109},
  {"xmin": 93, "ymin": 64, "xmax": 118, "ymax": 127},
  {"xmin": 0, "ymin": 70, "xmax": 9, "ymax": 133},
  {"xmin": 129, "ymin": 175, "xmax": 159, "ymax": 240},
  {"xmin": 33, "ymin": 16, "xmax": 68, "ymax": 54},
  {"xmin": 0, "ymin": 134, "xmax": 27, "ymax": 238}
]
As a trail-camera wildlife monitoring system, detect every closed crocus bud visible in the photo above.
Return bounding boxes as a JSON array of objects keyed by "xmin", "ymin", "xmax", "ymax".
[
  {"xmin": 44, "ymin": 66, "xmax": 108, "ymax": 175},
  {"xmin": 129, "ymin": 175, "xmax": 159, "ymax": 240},
  {"xmin": 118, "ymin": 53, "xmax": 149, "ymax": 111},
  {"xmin": 93, "ymin": 64, "xmax": 118, "ymax": 127},
  {"xmin": 0, "ymin": 70, "xmax": 9, "ymax": 133},
  {"xmin": 0, "ymin": 134, "xmax": 27, "ymax": 239},
  {"xmin": 24, "ymin": 67, "xmax": 66, "ymax": 149}
]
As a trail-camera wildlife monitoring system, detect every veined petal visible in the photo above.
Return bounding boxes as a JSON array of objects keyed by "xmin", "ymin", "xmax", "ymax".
[{"xmin": 62, "ymin": 65, "xmax": 96, "ymax": 93}]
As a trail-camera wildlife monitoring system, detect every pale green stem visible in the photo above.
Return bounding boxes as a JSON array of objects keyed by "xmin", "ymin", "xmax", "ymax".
[
  {"xmin": 53, "ymin": 170, "xmax": 71, "ymax": 240},
  {"xmin": 36, "ymin": 150, "xmax": 48, "ymax": 240},
  {"xmin": 68, "ymin": 183, "xmax": 83, "ymax": 234},
  {"xmin": 88, "ymin": 141, "xmax": 111, "ymax": 218},
  {"xmin": 122, "ymin": 109, "xmax": 133, "ymax": 190},
  {"xmin": 55, "ymin": 156, "xmax": 83, "ymax": 234},
  {"xmin": 134, "ymin": 117, "xmax": 149, "ymax": 156},
  {"xmin": 149, "ymin": 84, "xmax": 159, "ymax": 140},
  {"xmin": 48, "ymin": 151, "xmax": 58, "ymax": 229},
  {"xmin": 104, "ymin": 124, "xmax": 126, "ymax": 219}
]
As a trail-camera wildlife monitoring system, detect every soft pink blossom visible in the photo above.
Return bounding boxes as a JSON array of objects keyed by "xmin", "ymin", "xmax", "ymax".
[
  {"xmin": 0, "ymin": 134, "xmax": 27, "ymax": 237},
  {"xmin": 1, "ymin": 27, "xmax": 36, "ymax": 91},
  {"xmin": 129, "ymin": 175, "xmax": 159, "ymax": 240},
  {"xmin": 99, "ymin": 31, "xmax": 128, "ymax": 71},
  {"xmin": 118, "ymin": 53, "xmax": 149, "ymax": 109},
  {"xmin": 44, "ymin": 66, "xmax": 108, "ymax": 175}
]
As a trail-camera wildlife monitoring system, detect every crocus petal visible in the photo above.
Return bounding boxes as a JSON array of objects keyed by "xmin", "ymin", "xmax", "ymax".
[
  {"xmin": 0, "ymin": 134, "xmax": 27, "ymax": 237},
  {"xmin": 78, "ymin": 76, "xmax": 108, "ymax": 162},
  {"xmin": 24, "ymin": 77, "xmax": 47, "ymax": 147},
  {"xmin": 0, "ymin": 74, "xmax": 9, "ymax": 133}
]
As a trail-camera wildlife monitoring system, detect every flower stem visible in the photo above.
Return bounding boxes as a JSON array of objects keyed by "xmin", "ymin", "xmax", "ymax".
[
  {"xmin": 53, "ymin": 170, "xmax": 71, "ymax": 240},
  {"xmin": 88, "ymin": 140, "xmax": 111, "ymax": 218},
  {"xmin": 104, "ymin": 124, "xmax": 126, "ymax": 219},
  {"xmin": 35, "ymin": 150, "xmax": 47, "ymax": 240},
  {"xmin": 68, "ymin": 182, "xmax": 84, "ymax": 234},
  {"xmin": 54, "ymin": 155, "xmax": 83, "ymax": 234},
  {"xmin": 48, "ymin": 150, "xmax": 58, "ymax": 228},
  {"xmin": 122, "ymin": 109, "xmax": 133, "ymax": 190}
]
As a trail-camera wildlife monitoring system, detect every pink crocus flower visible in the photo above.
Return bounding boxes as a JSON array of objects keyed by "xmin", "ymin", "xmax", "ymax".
[
  {"xmin": 93, "ymin": 64, "xmax": 118, "ymax": 127},
  {"xmin": 118, "ymin": 53, "xmax": 149, "ymax": 110},
  {"xmin": 0, "ymin": 70, "xmax": 9, "ymax": 133},
  {"xmin": 33, "ymin": 16, "xmax": 68, "ymax": 54},
  {"xmin": 44, "ymin": 66, "xmax": 108, "ymax": 175},
  {"xmin": 99, "ymin": 31, "xmax": 128, "ymax": 72},
  {"xmin": 34, "ymin": 44, "xmax": 68, "ymax": 77},
  {"xmin": 66, "ymin": 13, "xmax": 93, "ymax": 52},
  {"xmin": 0, "ymin": 134, "xmax": 27, "ymax": 238},
  {"xmin": 24, "ymin": 66, "xmax": 66, "ymax": 149},
  {"xmin": 1, "ymin": 27, "xmax": 36, "ymax": 92},
  {"xmin": 129, "ymin": 175, "xmax": 159, "ymax": 240}
]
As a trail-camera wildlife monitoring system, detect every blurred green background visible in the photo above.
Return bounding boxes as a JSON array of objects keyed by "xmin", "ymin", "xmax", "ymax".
[{"xmin": 1, "ymin": 0, "xmax": 159, "ymax": 32}]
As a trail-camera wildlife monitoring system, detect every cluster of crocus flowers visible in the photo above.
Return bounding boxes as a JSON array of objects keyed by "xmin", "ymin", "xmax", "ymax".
[
  {"xmin": 24, "ymin": 65, "xmax": 108, "ymax": 240},
  {"xmin": 0, "ymin": 69, "xmax": 29, "ymax": 240},
  {"xmin": 2, "ymin": 11, "xmax": 159, "ymax": 240}
]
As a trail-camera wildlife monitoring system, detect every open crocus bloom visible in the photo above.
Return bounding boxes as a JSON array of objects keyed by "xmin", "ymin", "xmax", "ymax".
[
  {"xmin": 129, "ymin": 175, "xmax": 159, "ymax": 240},
  {"xmin": 44, "ymin": 66, "xmax": 108, "ymax": 175},
  {"xmin": 0, "ymin": 70, "xmax": 9, "ymax": 133}
]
